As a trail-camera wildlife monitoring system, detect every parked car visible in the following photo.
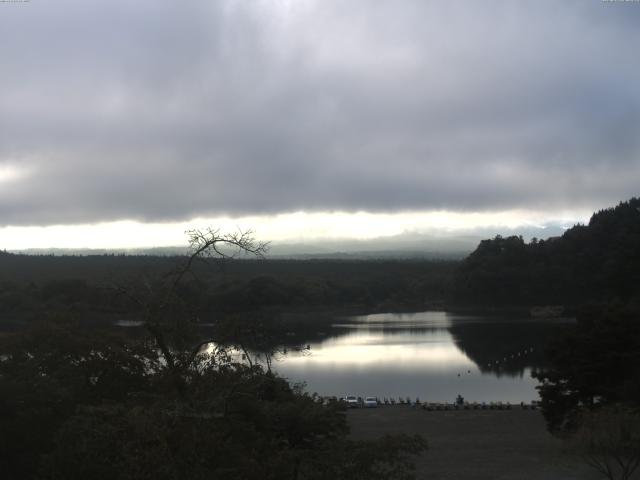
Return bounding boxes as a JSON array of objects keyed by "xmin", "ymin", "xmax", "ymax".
[
  {"xmin": 363, "ymin": 396, "xmax": 378, "ymax": 408},
  {"xmin": 343, "ymin": 395, "xmax": 359, "ymax": 408}
]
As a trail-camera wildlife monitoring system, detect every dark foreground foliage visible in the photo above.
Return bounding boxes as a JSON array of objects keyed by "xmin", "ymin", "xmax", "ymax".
[
  {"xmin": 0, "ymin": 318, "xmax": 425, "ymax": 480},
  {"xmin": 534, "ymin": 306, "xmax": 640, "ymax": 433},
  {"xmin": 533, "ymin": 303, "xmax": 640, "ymax": 479}
]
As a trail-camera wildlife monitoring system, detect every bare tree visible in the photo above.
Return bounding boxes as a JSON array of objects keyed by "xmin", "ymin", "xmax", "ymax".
[{"xmin": 113, "ymin": 228, "xmax": 269, "ymax": 392}]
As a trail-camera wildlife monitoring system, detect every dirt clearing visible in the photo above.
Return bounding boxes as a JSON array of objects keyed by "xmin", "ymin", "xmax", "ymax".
[{"xmin": 347, "ymin": 406, "xmax": 610, "ymax": 480}]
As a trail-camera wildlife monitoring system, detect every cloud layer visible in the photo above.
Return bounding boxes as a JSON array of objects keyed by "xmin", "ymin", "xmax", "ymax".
[{"xmin": 1, "ymin": 0, "xmax": 639, "ymax": 226}]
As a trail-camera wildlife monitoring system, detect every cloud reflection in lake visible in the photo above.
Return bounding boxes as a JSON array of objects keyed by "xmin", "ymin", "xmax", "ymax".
[{"xmin": 274, "ymin": 311, "xmax": 559, "ymax": 402}]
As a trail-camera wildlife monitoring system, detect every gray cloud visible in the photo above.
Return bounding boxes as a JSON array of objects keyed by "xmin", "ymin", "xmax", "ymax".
[{"xmin": 1, "ymin": 0, "xmax": 639, "ymax": 226}]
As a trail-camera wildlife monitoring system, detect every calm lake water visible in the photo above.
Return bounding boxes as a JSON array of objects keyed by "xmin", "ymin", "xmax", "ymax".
[{"xmin": 273, "ymin": 311, "xmax": 573, "ymax": 403}]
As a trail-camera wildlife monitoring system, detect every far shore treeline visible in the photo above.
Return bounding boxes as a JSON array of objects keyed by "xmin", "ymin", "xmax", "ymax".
[
  {"xmin": 0, "ymin": 255, "xmax": 455, "ymax": 331},
  {"xmin": 1, "ymin": 198, "xmax": 639, "ymax": 330}
]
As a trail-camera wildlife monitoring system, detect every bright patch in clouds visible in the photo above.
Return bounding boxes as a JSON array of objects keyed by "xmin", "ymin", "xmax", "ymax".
[
  {"xmin": 0, "ymin": 209, "xmax": 589, "ymax": 250},
  {"xmin": 0, "ymin": 164, "xmax": 28, "ymax": 183}
]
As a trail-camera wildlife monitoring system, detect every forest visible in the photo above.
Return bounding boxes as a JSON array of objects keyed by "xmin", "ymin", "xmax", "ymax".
[
  {"xmin": 0, "ymin": 254, "xmax": 455, "ymax": 332},
  {"xmin": 453, "ymin": 197, "xmax": 640, "ymax": 308}
]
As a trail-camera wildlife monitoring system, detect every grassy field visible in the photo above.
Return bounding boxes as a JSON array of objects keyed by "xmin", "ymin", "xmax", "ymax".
[{"xmin": 347, "ymin": 406, "xmax": 606, "ymax": 480}]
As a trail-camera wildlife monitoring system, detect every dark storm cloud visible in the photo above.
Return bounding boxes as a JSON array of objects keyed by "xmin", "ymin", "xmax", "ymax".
[{"xmin": 1, "ymin": 0, "xmax": 639, "ymax": 226}]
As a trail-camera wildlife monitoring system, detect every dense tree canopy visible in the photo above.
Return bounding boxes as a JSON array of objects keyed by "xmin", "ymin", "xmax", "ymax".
[
  {"xmin": 454, "ymin": 197, "xmax": 640, "ymax": 307},
  {"xmin": 0, "ymin": 256, "xmax": 454, "ymax": 332},
  {"xmin": 533, "ymin": 305, "xmax": 640, "ymax": 433},
  {"xmin": 0, "ymin": 317, "xmax": 426, "ymax": 479}
]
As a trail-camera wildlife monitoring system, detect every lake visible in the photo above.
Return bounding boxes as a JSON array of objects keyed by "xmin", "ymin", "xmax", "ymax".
[{"xmin": 273, "ymin": 311, "xmax": 573, "ymax": 403}]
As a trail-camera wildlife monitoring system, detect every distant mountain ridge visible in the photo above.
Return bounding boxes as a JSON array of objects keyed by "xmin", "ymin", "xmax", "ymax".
[{"xmin": 8, "ymin": 224, "xmax": 567, "ymax": 260}]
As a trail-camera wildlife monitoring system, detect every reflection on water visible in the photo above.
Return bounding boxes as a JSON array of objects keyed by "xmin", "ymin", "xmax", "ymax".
[
  {"xmin": 115, "ymin": 319, "xmax": 144, "ymax": 327},
  {"xmin": 274, "ymin": 311, "xmax": 572, "ymax": 402}
]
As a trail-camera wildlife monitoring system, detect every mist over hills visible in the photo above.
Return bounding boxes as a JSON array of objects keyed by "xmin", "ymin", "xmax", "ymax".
[{"xmin": 8, "ymin": 224, "xmax": 567, "ymax": 260}]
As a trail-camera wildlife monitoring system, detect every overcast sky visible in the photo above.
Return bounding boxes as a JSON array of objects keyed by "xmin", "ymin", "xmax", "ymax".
[{"xmin": 1, "ymin": 0, "xmax": 639, "ymax": 248}]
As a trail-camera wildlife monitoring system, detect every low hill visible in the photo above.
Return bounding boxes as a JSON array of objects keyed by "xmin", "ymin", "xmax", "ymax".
[{"xmin": 453, "ymin": 197, "xmax": 640, "ymax": 308}]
